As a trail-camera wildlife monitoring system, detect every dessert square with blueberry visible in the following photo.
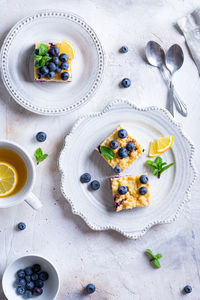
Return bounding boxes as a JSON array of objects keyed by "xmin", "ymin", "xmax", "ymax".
[
  {"xmin": 34, "ymin": 40, "xmax": 75, "ymax": 82},
  {"xmin": 111, "ymin": 174, "xmax": 150, "ymax": 212},
  {"xmin": 98, "ymin": 125, "xmax": 144, "ymax": 173}
]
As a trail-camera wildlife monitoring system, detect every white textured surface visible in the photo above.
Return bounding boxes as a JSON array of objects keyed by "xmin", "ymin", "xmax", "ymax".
[{"xmin": 0, "ymin": 1, "xmax": 200, "ymax": 299}]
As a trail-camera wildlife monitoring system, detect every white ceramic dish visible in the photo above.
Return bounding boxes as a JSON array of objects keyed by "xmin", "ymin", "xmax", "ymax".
[
  {"xmin": 0, "ymin": 11, "xmax": 104, "ymax": 115},
  {"xmin": 59, "ymin": 100, "xmax": 196, "ymax": 239},
  {"xmin": 2, "ymin": 255, "xmax": 59, "ymax": 300}
]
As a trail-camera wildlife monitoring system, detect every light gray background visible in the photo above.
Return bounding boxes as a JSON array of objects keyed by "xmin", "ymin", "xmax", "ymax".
[{"xmin": 0, "ymin": 1, "xmax": 200, "ymax": 299}]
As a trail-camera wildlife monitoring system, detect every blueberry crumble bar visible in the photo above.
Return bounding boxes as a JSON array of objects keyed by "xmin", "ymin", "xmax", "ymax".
[
  {"xmin": 110, "ymin": 174, "xmax": 150, "ymax": 212},
  {"xmin": 97, "ymin": 125, "xmax": 144, "ymax": 173}
]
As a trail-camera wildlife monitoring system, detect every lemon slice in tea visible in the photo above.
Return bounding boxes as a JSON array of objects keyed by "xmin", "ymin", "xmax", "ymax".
[{"xmin": 0, "ymin": 162, "xmax": 18, "ymax": 197}]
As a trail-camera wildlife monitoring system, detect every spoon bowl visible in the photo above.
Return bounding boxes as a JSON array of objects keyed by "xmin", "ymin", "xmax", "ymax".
[
  {"xmin": 145, "ymin": 41, "xmax": 165, "ymax": 68},
  {"xmin": 166, "ymin": 44, "xmax": 184, "ymax": 75}
]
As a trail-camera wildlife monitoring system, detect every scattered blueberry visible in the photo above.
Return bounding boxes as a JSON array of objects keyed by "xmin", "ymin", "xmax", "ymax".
[
  {"xmin": 48, "ymin": 71, "xmax": 55, "ymax": 79},
  {"xmin": 17, "ymin": 269, "xmax": 25, "ymax": 278},
  {"xmin": 59, "ymin": 53, "xmax": 69, "ymax": 62},
  {"xmin": 118, "ymin": 129, "xmax": 127, "ymax": 139},
  {"xmin": 90, "ymin": 180, "xmax": 100, "ymax": 191},
  {"xmin": 109, "ymin": 140, "xmax": 119, "ymax": 149},
  {"xmin": 139, "ymin": 187, "xmax": 148, "ymax": 195},
  {"xmin": 24, "ymin": 290, "xmax": 33, "ymax": 298},
  {"xmin": 16, "ymin": 278, "xmax": 26, "ymax": 286},
  {"xmin": 39, "ymin": 271, "xmax": 49, "ymax": 281},
  {"xmin": 36, "ymin": 132, "xmax": 47, "ymax": 142},
  {"xmin": 184, "ymin": 285, "xmax": 192, "ymax": 294},
  {"xmin": 52, "ymin": 57, "xmax": 59, "ymax": 65},
  {"xmin": 80, "ymin": 173, "xmax": 91, "ymax": 183},
  {"xmin": 39, "ymin": 66, "xmax": 49, "ymax": 75},
  {"xmin": 17, "ymin": 287, "xmax": 25, "ymax": 295},
  {"xmin": 113, "ymin": 166, "xmax": 122, "ymax": 173},
  {"xmin": 85, "ymin": 283, "xmax": 96, "ymax": 294},
  {"xmin": 60, "ymin": 62, "xmax": 69, "ymax": 70},
  {"xmin": 31, "ymin": 273, "xmax": 39, "ymax": 281},
  {"xmin": 61, "ymin": 71, "xmax": 69, "ymax": 81},
  {"xmin": 56, "ymin": 67, "xmax": 62, "ymax": 73},
  {"xmin": 25, "ymin": 276, "xmax": 31, "ymax": 283},
  {"xmin": 126, "ymin": 142, "xmax": 135, "ymax": 152},
  {"xmin": 120, "ymin": 46, "xmax": 128, "ymax": 53},
  {"xmin": 48, "ymin": 62, "xmax": 57, "ymax": 72},
  {"xmin": 118, "ymin": 147, "xmax": 128, "ymax": 158},
  {"xmin": 49, "ymin": 46, "xmax": 59, "ymax": 57},
  {"xmin": 17, "ymin": 222, "xmax": 26, "ymax": 231},
  {"xmin": 118, "ymin": 186, "xmax": 128, "ymax": 195},
  {"xmin": 140, "ymin": 175, "xmax": 148, "ymax": 184},
  {"xmin": 32, "ymin": 264, "xmax": 41, "ymax": 273},
  {"xmin": 26, "ymin": 281, "xmax": 35, "ymax": 290},
  {"xmin": 33, "ymin": 287, "xmax": 43, "ymax": 295},
  {"xmin": 25, "ymin": 267, "xmax": 33, "ymax": 276},
  {"xmin": 35, "ymin": 279, "xmax": 44, "ymax": 288},
  {"xmin": 121, "ymin": 78, "xmax": 131, "ymax": 88},
  {"xmin": 35, "ymin": 49, "xmax": 39, "ymax": 55}
]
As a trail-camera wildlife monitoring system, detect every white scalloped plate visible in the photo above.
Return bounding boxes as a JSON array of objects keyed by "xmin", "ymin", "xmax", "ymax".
[
  {"xmin": 58, "ymin": 100, "xmax": 196, "ymax": 239},
  {"xmin": 0, "ymin": 11, "xmax": 104, "ymax": 115}
]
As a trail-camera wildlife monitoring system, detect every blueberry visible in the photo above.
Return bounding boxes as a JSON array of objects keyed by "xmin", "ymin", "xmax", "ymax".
[
  {"xmin": 121, "ymin": 78, "xmax": 131, "ymax": 88},
  {"xmin": 118, "ymin": 186, "xmax": 128, "ymax": 195},
  {"xmin": 139, "ymin": 187, "xmax": 148, "ymax": 195},
  {"xmin": 16, "ymin": 278, "xmax": 26, "ymax": 286},
  {"xmin": 48, "ymin": 71, "xmax": 55, "ymax": 79},
  {"xmin": 37, "ymin": 70, "xmax": 45, "ymax": 79},
  {"xmin": 61, "ymin": 72, "xmax": 69, "ymax": 81},
  {"xmin": 184, "ymin": 285, "xmax": 192, "ymax": 294},
  {"xmin": 35, "ymin": 49, "xmax": 39, "ymax": 55},
  {"xmin": 26, "ymin": 281, "xmax": 35, "ymax": 290},
  {"xmin": 17, "ymin": 269, "xmax": 25, "ymax": 278},
  {"xmin": 32, "ymin": 264, "xmax": 41, "ymax": 273},
  {"xmin": 36, "ymin": 132, "xmax": 47, "ymax": 142},
  {"xmin": 109, "ymin": 140, "xmax": 119, "ymax": 149},
  {"xmin": 17, "ymin": 222, "xmax": 26, "ymax": 230},
  {"xmin": 118, "ymin": 147, "xmax": 128, "ymax": 158},
  {"xmin": 126, "ymin": 142, "xmax": 135, "ymax": 152},
  {"xmin": 90, "ymin": 180, "xmax": 100, "ymax": 190},
  {"xmin": 35, "ymin": 279, "xmax": 44, "ymax": 288},
  {"xmin": 31, "ymin": 273, "xmax": 39, "ymax": 281},
  {"xmin": 118, "ymin": 129, "xmax": 127, "ymax": 139},
  {"xmin": 39, "ymin": 271, "xmax": 49, "ymax": 281},
  {"xmin": 25, "ymin": 290, "xmax": 33, "ymax": 298},
  {"xmin": 86, "ymin": 283, "xmax": 96, "ymax": 294},
  {"xmin": 25, "ymin": 275, "xmax": 31, "ymax": 283},
  {"xmin": 140, "ymin": 175, "xmax": 148, "ymax": 184},
  {"xmin": 80, "ymin": 173, "xmax": 91, "ymax": 183},
  {"xmin": 45, "ymin": 61, "xmax": 50, "ymax": 67},
  {"xmin": 52, "ymin": 57, "xmax": 59, "ymax": 65},
  {"xmin": 48, "ymin": 62, "xmax": 57, "ymax": 72},
  {"xmin": 60, "ymin": 62, "xmax": 69, "ymax": 70},
  {"xmin": 56, "ymin": 67, "xmax": 62, "ymax": 73},
  {"xmin": 59, "ymin": 53, "xmax": 69, "ymax": 62},
  {"xmin": 49, "ymin": 46, "xmax": 59, "ymax": 57},
  {"xmin": 33, "ymin": 287, "xmax": 43, "ymax": 295},
  {"xmin": 120, "ymin": 46, "xmax": 128, "ymax": 53},
  {"xmin": 16, "ymin": 287, "xmax": 25, "ymax": 295},
  {"xmin": 113, "ymin": 166, "xmax": 122, "ymax": 173},
  {"xmin": 40, "ymin": 66, "xmax": 49, "ymax": 75},
  {"xmin": 25, "ymin": 267, "xmax": 33, "ymax": 276}
]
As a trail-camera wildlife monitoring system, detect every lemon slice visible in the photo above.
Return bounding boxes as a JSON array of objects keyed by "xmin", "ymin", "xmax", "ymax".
[
  {"xmin": 148, "ymin": 141, "xmax": 159, "ymax": 157},
  {"xmin": 157, "ymin": 136, "xmax": 173, "ymax": 153},
  {"xmin": 0, "ymin": 162, "xmax": 18, "ymax": 197},
  {"xmin": 59, "ymin": 39, "xmax": 76, "ymax": 59}
]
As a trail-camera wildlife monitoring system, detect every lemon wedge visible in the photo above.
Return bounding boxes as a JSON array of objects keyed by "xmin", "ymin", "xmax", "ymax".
[
  {"xmin": 148, "ymin": 141, "xmax": 159, "ymax": 157},
  {"xmin": 148, "ymin": 136, "xmax": 174, "ymax": 157},
  {"xmin": 59, "ymin": 39, "xmax": 76, "ymax": 59},
  {"xmin": 0, "ymin": 162, "xmax": 18, "ymax": 197}
]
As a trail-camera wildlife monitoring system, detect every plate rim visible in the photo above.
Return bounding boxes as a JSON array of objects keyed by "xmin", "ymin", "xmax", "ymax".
[
  {"xmin": 0, "ymin": 10, "xmax": 104, "ymax": 116},
  {"xmin": 58, "ymin": 99, "xmax": 197, "ymax": 239}
]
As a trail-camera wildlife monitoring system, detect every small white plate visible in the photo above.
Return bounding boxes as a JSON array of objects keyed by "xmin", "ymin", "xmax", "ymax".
[
  {"xmin": 59, "ymin": 100, "xmax": 196, "ymax": 239},
  {"xmin": 2, "ymin": 255, "xmax": 59, "ymax": 300},
  {"xmin": 0, "ymin": 11, "xmax": 104, "ymax": 115}
]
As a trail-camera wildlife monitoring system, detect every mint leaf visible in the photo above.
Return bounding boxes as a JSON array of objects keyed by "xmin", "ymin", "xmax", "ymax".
[
  {"xmin": 152, "ymin": 162, "xmax": 158, "ymax": 168},
  {"xmin": 34, "ymin": 55, "xmax": 42, "ymax": 62},
  {"xmin": 160, "ymin": 163, "xmax": 174, "ymax": 174},
  {"xmin": 146, "ymin": 157, "xmax": 174, "ymax": 178},
  {"xmin": 39, "ymin": 43, "xmax": 48, "ymax": 55},
  {"xmin": 155, "ymin": 157, "xmax": 162, "ymax": 164},
  {"xmin": 152, "ymin": 259, "xmax": 161, "ymax": 268},
  {"xmin": 100, "ymin": 146, "xmax": 115, "ymax": 160},
  {"xmin": 153, "ymin": 169, "xmax": 158, "ymax": 176},
  {"xmin": 146, "ymin": 249, "xmax": 156, "ymax": 259},
  {"xmin": 37, "ymin": 154, "xmax": 48, "ymax": 162},
  {"xmin": 146, "ymin": 160, "xmax": 154, "ymax": 166},
  {"xmin": 155, "ymin": 253, "xmax": 162, "ymax": 259},
  {"xmin": 34, "ymin": 148, "xmax": 48, "ymax": 164}
]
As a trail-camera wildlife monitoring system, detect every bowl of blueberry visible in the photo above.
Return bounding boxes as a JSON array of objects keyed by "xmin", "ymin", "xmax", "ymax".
[{"xmin": 2, "ymin": 255, "xmax": 59, "ymax": 299}]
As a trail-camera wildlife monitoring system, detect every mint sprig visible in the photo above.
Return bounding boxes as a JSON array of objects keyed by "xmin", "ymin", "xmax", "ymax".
[
  {"xmin": 146, "ymin": 156, "xmax": 174, "ymax": 178},
  {"xmin": 34, "ymin": 44, "xmax": 51, "ymax": 68},
  {"xmin": 146, "ymin": 249, "xmax": 162, "ymax": 268},
  {"xmin": 34, "ymin": 148, "xmax": 48, "ymax": 164},
  {"xmin": 39, "ymin": 43, "xmax": 48, "ymax": 56},
  {"xmin": 100, "ymin": 146, "xmax": 115, "ymax": 160}
]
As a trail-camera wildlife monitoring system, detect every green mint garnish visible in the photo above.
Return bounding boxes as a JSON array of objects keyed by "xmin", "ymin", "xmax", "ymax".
[
  {"xmin": 38, "ymin": 43, "xmax": 48, "ymax": 56},
  {"xmin": 146, "ymin": 249, "xmax": 162, "ymax": 268},
  {"xmin": 146, "ymin": 156, "xmax": 174, "ymax": 178},
  {"xmin": 34, "ymin": 148, "xmax": 48, "ymax": 164},
  {"xmin": 35, "ymin": 55, "xmax": 51, "ymax": 69},
  {"xmin": 100, "ymin": 146, "xmax": 115, "ymax": 160}
]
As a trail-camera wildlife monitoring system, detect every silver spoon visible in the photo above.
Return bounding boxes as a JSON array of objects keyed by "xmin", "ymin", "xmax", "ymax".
[
  {"xmin": 166, "ymin": 44, "xmax": 188, "ymax": 117},
  {"xmin": 145, "ymin": 41, "xmax": 187, "ymax": 117}
]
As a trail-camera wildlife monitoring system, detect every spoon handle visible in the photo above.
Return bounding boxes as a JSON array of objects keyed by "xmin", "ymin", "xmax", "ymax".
[{"xmin": 160, "ymin": 67, "xmax": 174, "ymax": 116}]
